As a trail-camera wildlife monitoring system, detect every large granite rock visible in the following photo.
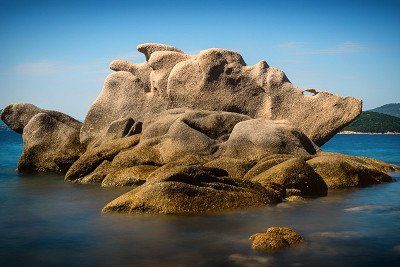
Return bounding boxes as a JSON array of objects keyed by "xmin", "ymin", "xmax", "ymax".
[
  {"xmin": 1, "ymin": 103, "xmax": 81, "ymax": 134},
  {"xmin": 102, "ymin": 165, "xmax": 284, "ymax": 214},
  {"xmin": 18, "ymin": 113, "xmax": 83, "ymax": 172},
  {"xmin": 2, "ymin": 42, "xmax": 398, "ymax": 217},
  {"xmin": 80, "ymin": 43, "xmax": 362, "ymax": 146}
]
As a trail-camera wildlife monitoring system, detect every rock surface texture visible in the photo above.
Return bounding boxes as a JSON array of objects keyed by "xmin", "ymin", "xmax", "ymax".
[
  {"xmin": 80, "ymin": 43, "xmax": 362, "ymax": 147},
  {"xmin": 2, "ymin": 42, "xmax": 399, "ymax": 215},
  {"xmin": 250, "ymin": 227, "xmax": 304, "ymax": 252}
]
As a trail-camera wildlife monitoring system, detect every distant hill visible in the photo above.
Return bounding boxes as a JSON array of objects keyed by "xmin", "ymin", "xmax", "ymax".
[
  {"xmin": 343, "ymin": 111, "xmax": 400, "ymax": 133},
  {"xmin": 369, "ymin": 103, "xmax": 400, "ymax": 117}
]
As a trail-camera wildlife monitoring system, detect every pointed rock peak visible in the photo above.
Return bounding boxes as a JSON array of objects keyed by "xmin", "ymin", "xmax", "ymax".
[{"xmin": 137, "ymin": 43, "xmax": 183, "ymax": 61}]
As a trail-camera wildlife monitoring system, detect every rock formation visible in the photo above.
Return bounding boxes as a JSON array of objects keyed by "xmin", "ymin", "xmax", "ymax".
[
  {"xmin": 80, "ymin": 43, "xmax": 362, "ymax": 147},
  {"xmin": 1, "ymin": 42, "xmax": 399, "ymax": 215},
  {"xmin": 250, "ymin": 227, "xmax": 304, "ymax": 252},
  {"xmin": 1, "ymin": 103, "xmax": 83, "ymax": 172}
]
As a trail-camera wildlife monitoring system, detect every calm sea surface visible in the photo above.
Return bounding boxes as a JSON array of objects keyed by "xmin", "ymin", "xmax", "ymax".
[{"xmin": 0, "ymin": 131, "xmax": 399, "ymax": 266}]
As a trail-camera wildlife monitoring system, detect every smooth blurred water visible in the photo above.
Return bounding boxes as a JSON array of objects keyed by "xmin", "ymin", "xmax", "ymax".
[{"xmin": 0, "ymin": 131, "xmax": 399, "ymax": 266}]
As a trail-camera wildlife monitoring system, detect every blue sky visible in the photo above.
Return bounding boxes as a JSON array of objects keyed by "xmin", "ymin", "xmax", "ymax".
[{"xmin": 0, "ymin": 0, "xmax": 399, "ymax": 120}]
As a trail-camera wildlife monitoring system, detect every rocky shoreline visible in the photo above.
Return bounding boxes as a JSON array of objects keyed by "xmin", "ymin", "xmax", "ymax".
[
  {"xmin": 339, "ymin": 131, "xmax": 400, "ymax": 135},
  {"xmin": 1, "ymin": 43, "xmax": 399, "ymax": 219}
]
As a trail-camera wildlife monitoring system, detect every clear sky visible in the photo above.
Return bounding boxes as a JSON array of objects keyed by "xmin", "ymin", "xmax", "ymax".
[{"xmin": 0, "ymin": 0, "xmax": 399, "ymax": 120}]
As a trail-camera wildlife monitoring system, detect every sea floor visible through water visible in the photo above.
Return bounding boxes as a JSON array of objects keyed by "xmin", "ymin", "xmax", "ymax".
[{"xmin": 0, "ymin": 131, "xmax": 399, "ymax": 266}]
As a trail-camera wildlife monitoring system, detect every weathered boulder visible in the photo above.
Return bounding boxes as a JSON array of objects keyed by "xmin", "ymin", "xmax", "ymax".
[
  {"xmin": 65, "ymin": 134, "xmax": 140, "ymax": 181},
  {"xmin": 307, "ymin": 153, "xmax": 395, "ymax": 189},
  {"xmin": 18, "ymin": 113, "xmax": 83, "ymax": 172},
  {"xmin": 81, "ymin": 43, "xmax": 362, "ymax": 146},
  {"xmin": 221, "ymin": 119, "xmax": 318, "ymax": 161},
  {"xmin": 102, "ymin": 165, "xmax": 284, "ymax": 214},
  {"xmin": 251, "ymin": 158, "xmax": 328, "ymax": 197},
  {"xmin": 1, "ymin": 103, "xmax": 81, "ymax": 134},
  {"xmin": 250, "ymin": 227, "xmax": 304, "ymax": 252}
]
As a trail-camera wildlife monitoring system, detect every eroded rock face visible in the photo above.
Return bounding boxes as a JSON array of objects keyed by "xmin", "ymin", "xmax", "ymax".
[
  {"xmin": 139, "ymin": 109, "xmax": 251, "ymax": 162},
  {"xmin": 81, "ymin": 43, "xmax": 362, "ymax": 146},
  {"xmin": 251, "ymin": 158, "xmax": 328, "ymax": 197},
  {"xmin": 220, "ymin": 119, "xmax": 318, "ymax": 161},
  {"xmin": 18, "ymin": 113, "xmax": 83, "ymax": 172},
  {"xmin": 250, "ymin": 227, "xmax": 304, "ymax": 252},
  {"xmin": 102, "ymin": 165, "xmax": 284, "ymax": 214}
]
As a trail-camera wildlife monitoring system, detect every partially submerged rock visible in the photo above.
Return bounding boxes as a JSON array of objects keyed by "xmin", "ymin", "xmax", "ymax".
[
  {"xmin": 307, "ymin": 153, "xmax": 395, "ymax": 189},
  {"xmin": 102, "ymin": 166, "xmax": 284, "ymax": 214},
  {"xmin": 18, "ymin": 113, "xmax": 83, "ymax": 173},
  {"xmin": 1, "ymin": 42, "xmax": 398, "ymax": 216},
  {"xmin": 250, "ymin": 227, "xmax": 304, "ymax": 252}
]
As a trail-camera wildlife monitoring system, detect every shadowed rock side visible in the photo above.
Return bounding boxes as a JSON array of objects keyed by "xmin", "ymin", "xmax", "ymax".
[{"xmin": 80, "ymin": 43, "xmax": 362, "ymax": 146}]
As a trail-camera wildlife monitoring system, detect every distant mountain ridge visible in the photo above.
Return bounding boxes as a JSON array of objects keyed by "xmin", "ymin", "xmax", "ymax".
[
  {"xmin": 343, "ymin": 103, "xmax": 400, "ymax": 133},
  {"xmin": 369, "ymin": 103, "xmax": 400, "ymax": 117}
]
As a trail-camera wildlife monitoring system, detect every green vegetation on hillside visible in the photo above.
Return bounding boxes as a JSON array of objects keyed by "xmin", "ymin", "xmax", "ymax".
[
  {"xmin": 344, "ymin": 111, "xmax": 400, "ymax": 133},
  {"xmin": 369, "ymin": 103, "xmax": 400, "ymax": 117}
]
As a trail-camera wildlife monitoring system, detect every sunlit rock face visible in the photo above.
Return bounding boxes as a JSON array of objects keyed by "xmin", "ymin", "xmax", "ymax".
[
  {"xmin": 3, "ymin": 42, "xmax": 398, "ymax": 215},
  {"xmin": 80, "ymin": 43, "xmax": 362, "ymax": 147}
]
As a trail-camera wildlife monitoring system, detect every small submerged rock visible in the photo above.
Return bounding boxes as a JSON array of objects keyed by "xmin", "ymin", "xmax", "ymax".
[{"xmin": 250, "ymin": 227, "xmax": 304, "ymax": 252}]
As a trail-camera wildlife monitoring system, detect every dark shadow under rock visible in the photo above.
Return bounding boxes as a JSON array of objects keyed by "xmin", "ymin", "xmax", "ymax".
[
  {"xmin": 204, "ymin": 157, "xmax": 256, "ymax": 179},
  {"xmin": 101, "ymin": 165, "xmax": 159, "ymax": 187},
  {"xmin": 251, "ymin": 158, "xmax": 328, "ymax": 197},
  {"xmin": 243, "ymin": 154, "xmax": 295, "ymax": 180},
  {"xmin": 65, "ymin": 134, "xmax": 141, "ymax": 181},
  {"xmin": 77, "ymin": 160, "xmax": 114, "ymax": 184}
]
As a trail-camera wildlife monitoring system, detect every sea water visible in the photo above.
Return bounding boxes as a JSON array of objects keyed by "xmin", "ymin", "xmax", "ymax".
[{"xmin": 0, "ymin": 130, "xmax": 399, "ymax": 266}]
